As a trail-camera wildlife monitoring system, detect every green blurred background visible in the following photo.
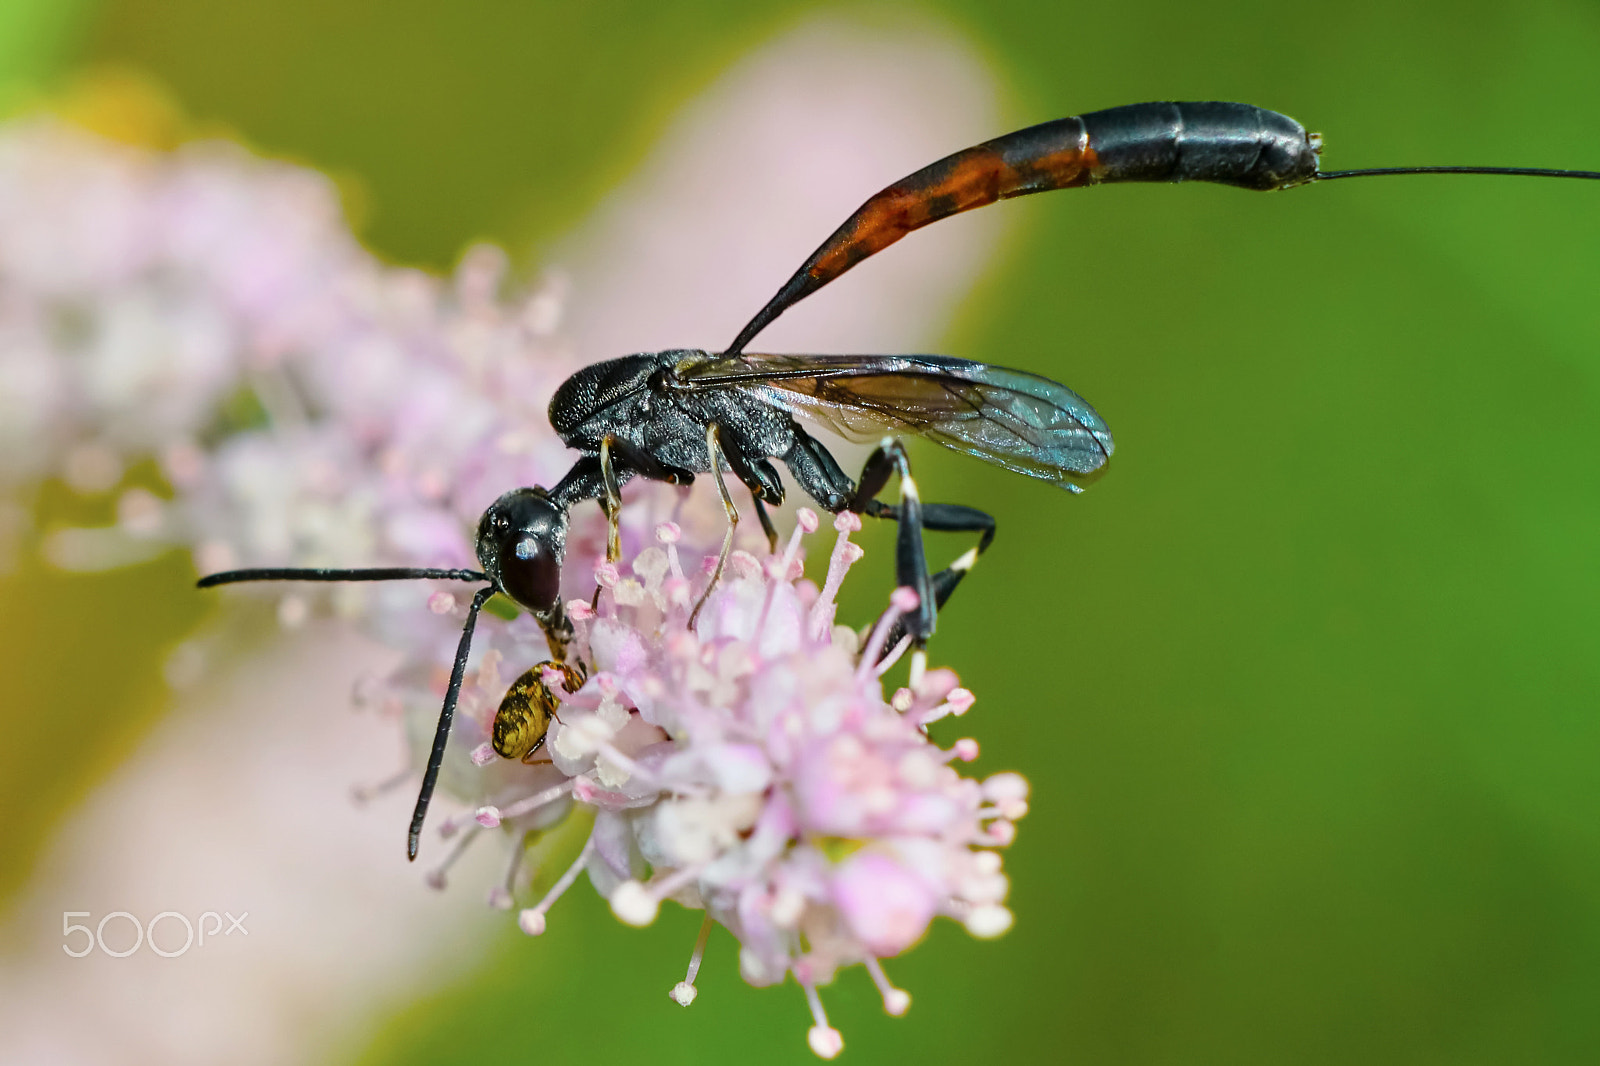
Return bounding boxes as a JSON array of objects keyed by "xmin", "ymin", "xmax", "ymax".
[{"xmin": 4, "ymin": 0, "xmax": 1600, "ymax": 1062}]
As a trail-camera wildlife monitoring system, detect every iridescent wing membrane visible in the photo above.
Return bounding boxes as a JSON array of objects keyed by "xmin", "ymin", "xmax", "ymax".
[{"xmin": 670, "ymin": 353, "xmax": 1114, "ymax": 491}]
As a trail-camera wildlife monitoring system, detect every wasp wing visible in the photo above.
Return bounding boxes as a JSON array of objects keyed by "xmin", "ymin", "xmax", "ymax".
[{"xmin": 669, "ymin": 353, "xmax": 1113, "ymax": 490}]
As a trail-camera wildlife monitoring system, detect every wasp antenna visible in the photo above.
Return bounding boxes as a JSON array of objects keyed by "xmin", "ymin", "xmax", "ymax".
[
  {"xmin": 409, "ymin": 585, "xmax": 496, "ymax": 861},
  {"xmin": 196, "ymin": 566, "xmax": 488, "ymax": 589}
]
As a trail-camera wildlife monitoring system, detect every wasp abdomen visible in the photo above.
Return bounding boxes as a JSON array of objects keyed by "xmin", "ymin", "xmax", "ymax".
[
  {"xmin": 726, "ymin": 100, "xmax": 1320, "ymax": 355},
  {"xmin": 1075, "ymin": 101, "xmax": 1319, "ymax": 191}
]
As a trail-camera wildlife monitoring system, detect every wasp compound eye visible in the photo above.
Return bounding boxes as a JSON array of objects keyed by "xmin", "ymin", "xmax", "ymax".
[{"xmin": 476, "ymin": 487, "xmax": 569, "ymax": 614}]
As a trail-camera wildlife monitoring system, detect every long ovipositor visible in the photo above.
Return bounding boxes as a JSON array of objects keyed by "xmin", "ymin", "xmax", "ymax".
[{"xmin": 725, "ymin": 99, "xmax": 1600, "ymax": 356}]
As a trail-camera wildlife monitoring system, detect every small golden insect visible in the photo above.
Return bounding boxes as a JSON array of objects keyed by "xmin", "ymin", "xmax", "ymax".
[{"xmin": 492, "ymin": 660, "xmax": 587, "ymax": 762}]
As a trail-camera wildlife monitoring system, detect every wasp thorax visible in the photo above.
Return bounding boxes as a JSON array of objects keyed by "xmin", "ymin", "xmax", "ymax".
[
  {"xmin": 493, "ymin": 661, "xmax": 585, "ymax": 761},
  {"xmin": 476, "ymin": 487, "xmax": 568, "ymax": 614}
]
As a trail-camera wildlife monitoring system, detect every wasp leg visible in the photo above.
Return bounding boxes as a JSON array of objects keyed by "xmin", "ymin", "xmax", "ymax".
[
  {"xmin": 721, "ymin": 447, "xmax": 783, "ymax": 554},
  {"xmin": 598, "ymin": 434, "xmax": 697, "ymax": 562},
  {"xmin": 751, "ymin": 495, "xmax": 779, "ymax": 554},
  {"xmin": 784, "ymin": 428, "xmax": 994, "ymax": 669},
  {"xmin": 597, "ymin": 437, "xmax": 624, "ymax": 562},
  {"xmin": 409, "ymin": 585, "xmax": 496, "ymax": 861},
  {"xmin": 688, "ymin": 422, "xmax": 742, "ymax": 629},
  {"xmin": 782, "ymin": 427, "xmax": 854, "ymax": 512},
  {"xmin": 600, "ymin": 434, "xmax": 698, "ymax": 484},
  {"xmin": 847, "ymin": 439, "xmax": 937, "ymax": 648},
  {"xmin": 874, "ymin": 503, "xmax": 995, "ymax": 657},
  {"xmin": 782, "ymin": 428, "xmax": 937, "ymax": 639},
  {"xmin": 714, "ymin": 446, "xmax": 784, "ymax": 556},
  {"xmin": 562, "ymin": 439, "xmax": 693, "ymax": 567},
  {"xmin": 550, "ymin": 456, "xmax": 621, "ymax": 569}
]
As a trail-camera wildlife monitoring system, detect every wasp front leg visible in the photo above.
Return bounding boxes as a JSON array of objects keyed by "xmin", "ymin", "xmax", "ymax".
[
  {"xmin": 598, "ymin": 437, "xmax": 624, "ymax": 563},
  {"xmin": 594, "ymin": 434, "xmax": 697, "ymax": 562}
]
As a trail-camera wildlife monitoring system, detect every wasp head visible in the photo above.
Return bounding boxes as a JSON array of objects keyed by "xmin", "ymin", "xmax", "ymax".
[{"xmin": 475, "ymin": 487, "xmax": 569, "ymax": 616}]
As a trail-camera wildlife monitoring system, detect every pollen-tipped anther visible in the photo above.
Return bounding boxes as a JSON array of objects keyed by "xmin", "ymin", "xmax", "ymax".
[
  {"xmin": 517, "ymin": 833, "xmax": 595, "ymax": 936},
  {"xmin": 865, "ymin": 957, "xmax": 911, "ymax": 1016},
  {"xmin": 962, "ymin": 903, "xmax": 1014, "ymax": 938},
  {"xmin": 802, "ymin": 981, "xmax": 844, "ymax": 1059},
  {"xmin": 669, "ymin": 914, "xmax": 715, "ymax": 1006}
]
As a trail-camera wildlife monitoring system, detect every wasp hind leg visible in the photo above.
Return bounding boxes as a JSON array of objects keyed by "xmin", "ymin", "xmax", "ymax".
[
  {"xmin": 846, "ymin": 440, "xmax": 936, "ymax": 667},
  {"xmin": 873, "ymin": 502, "xmax": 996, "ymax": 667},
  {"xmin": 784, "ymin": 428, "xmax": 995, "ymax": 682}
]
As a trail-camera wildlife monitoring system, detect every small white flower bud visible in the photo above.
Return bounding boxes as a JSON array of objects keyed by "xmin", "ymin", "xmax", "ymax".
[
  {"xmin": 963, "ymin": 904, "xmax": 1014, "ymax": 938},
  {"xmin": 807, "ymin": 1026, "xmax": 844, "ymax": 1059},
  {"xmin": 610, "ymin": 880, "xmax": 659, "ymax": 926},
  {"xmin": 982, "ymin": 772, "xmax": 1029, "ymax": 804},
  {"xmin": 553, "ymin": 713, "xmax": 614, "ymax": 758}
]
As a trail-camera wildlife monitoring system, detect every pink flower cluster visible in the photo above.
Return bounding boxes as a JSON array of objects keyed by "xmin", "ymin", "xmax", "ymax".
[
  {"xmin": 0, "ymin": 116, "xmax": 1030, "ymax": 1058},
  {"xmin": 408, "ymin": 510, "xmax": 1026, "ymax": 1057}
]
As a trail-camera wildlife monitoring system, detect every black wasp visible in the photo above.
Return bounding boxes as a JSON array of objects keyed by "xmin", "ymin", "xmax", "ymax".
[{"xmin": 199, "ymin": 101, "xmax": 1600, "ymax": 858}]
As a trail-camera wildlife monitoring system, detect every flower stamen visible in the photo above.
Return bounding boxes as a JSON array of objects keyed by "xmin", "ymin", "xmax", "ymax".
[
  {"xmin": 424, "ymin": 824, "xmax": 481, "ymax": 890},
  {"xmin": 492, "ymin": 780, "xmax": 575, "ymax": 823},
  {"xmin": 489, "ymin": 829, "xmax": 533, "ymax": 910},
  {"xmin": 611, "ymin": 862, "xmax": 706, "ymax": 927},
  {"xmin": 594, "ymin": 742, "xmax": 656, "ymax": 789},
  {"xmin": 857, "ymin": 587, "xmax": 919, "ymax": 679},
  {"xmin": 518, "ymin": 832, "xmax": 595, "ymax": 936},
  {"xmin": 350, "ymin": 766, "xmax": 411, "ymax": 805},
  {"xmin": 801, "ymin": 979, "xmax": 844, "ymax": 1059},
  {"xmin": 755, "ymin": 509, "xmax": 814, "ymax": 637},
  {"xmin": 808, "ymin": 511, "xmax": 863, "ymax": 639},
  {"xmin": 669, "ymin": 914, "xmax": 716, "ymax": 1007},
  {"xmin": 875, "ymin": 634, "xmax": 913, "ymax": 676},
  {"xmin": 864, "ymin": 957, "xmax": 911, "ymax": 1016}
]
